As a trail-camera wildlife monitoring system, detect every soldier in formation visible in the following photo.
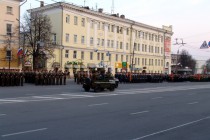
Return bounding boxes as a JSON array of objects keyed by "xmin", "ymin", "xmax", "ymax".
[{"xmin": 0, "ymin": 69, "xmax": 24, "ymax": 87}]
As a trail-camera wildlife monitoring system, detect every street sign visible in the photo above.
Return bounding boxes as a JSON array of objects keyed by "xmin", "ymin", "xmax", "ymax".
[{"xmin": 122, "ymin": 62, "xmax": 127, "ymax": 68}]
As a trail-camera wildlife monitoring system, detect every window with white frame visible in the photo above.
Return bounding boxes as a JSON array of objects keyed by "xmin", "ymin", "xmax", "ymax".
[
  {"xmin": 161, "ymin": 47, "xmax": 163, "ymax": 54},
  {"xmin": 53, "ymin": 34, "xmax": 56, "ymax": 43},
  {"xmin": 90, "ymin": 52, "xmax": 93, "ymax": 60},
  {"xmin": 111, "ymin": 40, "xmax": 114, "ymax": 48},
  {"xmin": 6, "ymin": 50, "xmax": 12, "ymax": 60},
  {"xmin": 116, "ymin": 54, "xmax": 118, "ymax": 61},
  {"xmin": 116, "ymin": 41, "xmax": 119, "ymax": 49},
  {"xmin": 97, "ymin": 22, "xmax": 100, "ymax": 29},
  {"xmin": 107, "ymin": 40, "xmax": 110, "ymax": 47},
  {"xmin": 97, "ymin": 38, "xmax": 100, "ymax": 46},
  {"xmin": 109, "ymin": 54, "xmax": 111, "ymax": 61},
  {"xmin": 66, "ymin": 15, "xmax": 70, "ymax": 23},
  {"xmin": 138, "ymin": 58, "xmax": 140, "ymax": 65},
  {"xmin": 74, "ymin": 16, "xmax": 78, "ymax": 25},
  {"xmin": 135, "ymin": 58, "xmax": 137, "ymax": 65},
  {"xmin": 111, "ymin": 25, "xmax": 114, "ymax": 32},
  {"xmin": 161, "ymin": 60, "xmax": 163, "ymax": 66},
  {"xmin": 66, "ymin": 33, "xmax": 69, "ymax": 42},
  {"xmin": 101, "ymin": 39, "xmax": 104, "ymax": 46},
  {"xmin": 81, "ymin": 36, "xmax": 85, "ymax": 44},
  {"xmin": 97, "ymin": 53, "xmax": 100, "ymax": 60},
  {"xmin": 121, "ymin": 55, "xmax": 123, "ymax": 62},
  {"xmin": 6, "ymin": 24, "xmax": 12, "ymax": 36},
  {"xmin": 155, "ymin": 59, "xmax": 157, "ymax": 66},
  {"xmin": 120, "ymin": 42, "xmax": 123, "ymax": 49},
  {"xmin": 158, "ymin": 60, "xmax": 160, "ymax": 66},
  {"xmin": 138, "ymin": 44, "xmax": 140, "ymax": 51},
  {"xmin": 7, "ymin": 6, "xmax": 13, "ymax": 14},
  {"xmin": 65, "ymin": 50, "xmax": 69, "ymax": 58},
  {"xmin": 101, "ymin": 53, "xmax": 104, "ymax": 61},
  {"xmin": 151, "ymin": 46, "xmax": 154, "ymax": 53},
  {"xmin": 81, "ymin": 18, "xmax": 85, "ymax": 27},
  {"xmin": 73, "ymin": 51, "xmax": 77, "ymax": 59},
  {"xmin": 81, "ymin": 51, "xmax": 84, "ymax": 60},
  {"xmin": 74, "ymin": 35, "xmax": 77, "ymax": 43},
  {"xmin": 145, "ymin": 58, "xmax": 147, "ymax": 65},
  {"xmin": 90, "ymin": 37, "xmax": 93, "ymax": 45},
  {"xmin": 126, "ymin": 55, "xmax": 128, "ymax": 62},
  {"xmin": 142, "ymin": 58, "xmax": 144, "ymax": 65},
  {"xmin": 145, "ymin": 45, "xmax": 147, "ymax": 52}
]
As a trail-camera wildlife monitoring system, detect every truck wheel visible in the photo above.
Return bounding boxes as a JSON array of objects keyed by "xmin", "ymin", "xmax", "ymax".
[
  {"xmin": 109, "ymin": 85, "xmax": 115, "ymax": 91},
  {"xmin": 84, "ymin": 86, "xmax": 90, "ymax": 92}
]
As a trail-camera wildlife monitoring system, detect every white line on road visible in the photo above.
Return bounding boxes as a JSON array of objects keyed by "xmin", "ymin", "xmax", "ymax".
[
  {"xmin": 0, "ymin": 114, "xmax": 6, "ymax": 116},
  {"xmin": 2, "ymin": 128, "xmax": 47, "ymax": 137},
  {"xmin": 32, "ymin": 96, "xmax": 64, "ymax": 99},
  {"xmin": 131, "ymin": 116, "xmax": 210, "ymax": 140},
  {"xmin": 88, "ymin": 103, "xmax": 109, "ymax": 107},
  {"xmin": 188, "ymin": 102, "xmax": 199, "ymax": 105},
  {"xmin": 130, "ymin": 111, "xmax": 149, "ymax": 115},
  {"xmin": 61, "ymin": 94, "xmax": 94, "ymax": 97},
  {"xmin": 151, "ymin": 97, "xmax": 163, "ymax": 100}
]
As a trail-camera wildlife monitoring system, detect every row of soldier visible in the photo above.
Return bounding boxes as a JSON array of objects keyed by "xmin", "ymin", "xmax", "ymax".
[
  {"xmin": 0, "ymin": 69, "xmax": 24, "ymax": 87},
  {"xmin": 115, "ymin": 73, "xmax": 165, "ymax": 83},
  {"xmin": 24, "ymin": 70, "xmax": 69, "ymax": 85}
]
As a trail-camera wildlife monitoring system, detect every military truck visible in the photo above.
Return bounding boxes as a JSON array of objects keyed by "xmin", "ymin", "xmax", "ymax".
[{"xmin": 83, "ymin": 75, "xmax": 117, "ymax": 92}]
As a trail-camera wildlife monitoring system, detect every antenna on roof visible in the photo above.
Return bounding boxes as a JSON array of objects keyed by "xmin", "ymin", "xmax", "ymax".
[
  {"xmin": 111, "ymin": 0, "xmax": 114, "ymax": 14},
  {"xmin": 84, "ymin": 0, "xmax": 86, "ymax": 6}
]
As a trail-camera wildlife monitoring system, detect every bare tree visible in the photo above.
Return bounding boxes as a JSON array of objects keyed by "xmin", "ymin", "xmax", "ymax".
[
  {"xmin": 178, "ymin": 49, "xmax": 196, "ymax": 73},
  {"xmin": 20, "ymin": 12, "xmax": 54, "ymax": 70}
]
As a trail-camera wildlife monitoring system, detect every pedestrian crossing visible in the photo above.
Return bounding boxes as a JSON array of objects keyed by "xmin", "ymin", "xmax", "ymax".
[{"xmin": 0, "ymin": 84, "xmax": 210, "ymax": 105}]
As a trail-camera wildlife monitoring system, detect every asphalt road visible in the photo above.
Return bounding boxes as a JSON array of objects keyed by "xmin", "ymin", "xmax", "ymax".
[{"xmin": 1, "ymin": 80, "xmax": 210, "ymax": 140}]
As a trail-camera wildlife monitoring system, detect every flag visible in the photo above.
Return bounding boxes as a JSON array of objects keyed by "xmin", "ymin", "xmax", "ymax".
[
  {"xmin": 200, "ymin": 41, "xmax": 209, "ymax": 49},
  {"xmin": 17, "ymin": 48, "xmax": 23, "ymax": 56},
  {"xmin": 208, "ymin": 41, "xmax": 210, "ymax": 47}
]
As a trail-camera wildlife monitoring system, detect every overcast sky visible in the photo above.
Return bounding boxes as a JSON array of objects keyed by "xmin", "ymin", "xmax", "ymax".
[{"xmin": 21, "ymin": 0, "xmax": 210, "ymax": 61}]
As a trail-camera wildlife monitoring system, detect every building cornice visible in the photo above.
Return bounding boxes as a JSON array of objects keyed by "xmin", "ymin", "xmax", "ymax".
[{"xmin": 29, "ymin": 2, "xmax": 173, "ymax": 35}]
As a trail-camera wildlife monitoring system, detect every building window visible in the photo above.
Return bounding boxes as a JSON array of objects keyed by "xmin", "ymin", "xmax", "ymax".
[
  {"xmin": 161, "ymin": 36, "xmax": 163, "ymax": 42},
  {"xmin": 151, "ymin": 46, "xmax": 154, "ymax": 53},
  {"xmin": 161, "ymin": 60, "xmax": 163, "ymax": 66},
  {"xmin": 97, "ymin": 53, "xmax": 100, "ymax": 60},
  {"xmin": 126, "ymin": 28, "xmax": 129, "ymax": 35},
  {"xmin": 145, "ymin": 33, "xmax": 148, "ymax": 40},
  {"xmin": 107, "ymin": 24, "xmax": 110, "ymax": 32},
  {"xmin": 73, "ymin": 51, "xmax": 77, "ymax": 59},
  {"xmin": 111, "ymin": 25, "xmax": 114, "ymax": 32},
  {"xmin": 90, "ymin": 52, "xmax": 93, "ymax": 60},
  {"xmin": 7, "ymin": 6, "xmax": 13, "ymax": 14},
  {"xmin": 161, "ymin": 47, "xmax": 163, "ymax": 54},
  {"xmin": 142, "ymin": 44, "xmax": 144, "ymax": 52},
  {"xmin": 91, "ymin": 20, "xmax": 94, "ymax": 28},
  {"xmin": 81, "ymin": 18, "xmax": 85, "ymax": 27},
  {"xmin": 102, "ymin": 23, "xmax": 105, "ymax": 30},
  {"xmin": 66, "ymin": 15, "xmax": 70, "ymax": 23},
  {"xmin": 155, "ymin": 59, "xmax": 157, "ymax": 66},
  {"xmin": 145, "ymin": 58, "xmax": 147, "ymax": 65},
  {"xmin": 6, "ymin": 24, "xmax": 12, "ymax": 36},
  {"xmin": 6, "ymin": 50, "xmax": 12, "ymax": 60},
  {"xmin": 53, "ymin": 34, "xmax": 56, "ymax": 43},
  {"xmin": 142, "ymin": 58, "xmax": 144, "ymax": 65},
  {"xmin": 74, "ymin": 16, "xmax": 78, "ymax": 25},
  {"xmin": 121, "ymin": 55, "xmax": 123, "ymax": 62},
  {"xmin": 74, "ymin": 35, "xmax": 77, "ymax": 43},
  {"xmin": 158, "ymin": 60, "xmax": 160, "ymax": 66},
  {"xmin": 107, "ymin": 40, "xmax": 110, "ymax": 47},
  {"xmin": 145, "ymin": 45, "xmax": 147, "ymax": 52},
  {"xmin": 116, "ymin": 54, "xmax": 118, "ymax": 61},
  {"xmin": 101, "ymin": 39, "xmax": 104, "ymax": 46},
  {"xmin": 126, "ymin": 55, "xmax": 128, "ymax": 62},
  {"xmin": 90, "ymin": 37, "xmax": 93, "ymax": 45},
  {"xmin": 135, "ymin": 58, "xmax": 137, "ymax": 65},
  {"xmin": 126, "ymin": 43, "xmax": 129, "ymax": 50},
  {"xmin": 81, "ymin": 36, "xmax": 85, "ymax": 44},
  {"xmin": 138, "ymin": 58, "xmax": 140, "ymax": 65},
  {"xmin": 120, "ymin": 42, "xmax": 123, "ymax": 49},
  {"xmin": 116, "ymin": 41, "xmax": 119, "ymax": 49},
  {"xmin": 81, "ymin": 51, "xmax": 84, "ymax": 60},
  {"xmin": 101, "ymin": 53, "xmax": 104, "ymax": 61},
  {"xmin": 138, "ymin": 44, "xmax": 140, "ymax": 51},
  {"xmin": 111, "ymin": 40, "xmax": 114, "ymax": 48},
  {"xmin": 66, "ymin": 33, "xmax": 69, "ymax": 42},
  {"xmin": 97, "ymin": 22, "xmax": 100, "ymax": 29},
  {"xmin": 65, "ymin": 50, "xmax": 69, "ymax": 58},
  {"xmin": 97, "ymin": 38, "xmax": 100, "ymax": 46},
  {"xmin": 109, "ymin": 54, "xmax": 111, "ymax": 61}
]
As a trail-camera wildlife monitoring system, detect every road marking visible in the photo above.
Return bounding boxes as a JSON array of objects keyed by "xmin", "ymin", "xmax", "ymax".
[
  {"xmin": 88, "ymin": 103, "xmax": 109, "ymax": 107},
  {"xmin": 0, "ymin": 114, "xmax": 6, "ymax": 116},
  {"xmin": 188, "ymin": 93, "xmax": 196, "ymax": 95},
  {"xmin": 152, "ymin": 97, "xmax": 163, "ymax": 100},
  {"xmin": 188, "ymin": 102, "xmax": 199, "ymax": 105},
  {"xmin": 132, "ymin": 116, "xmax": 210, "ymax": 140},
  {"xmin": 130, "ymin": 111, "xmax": 149, "ymax": 115},
  {"xmin": 32, "ymin": 96, "xmax": 64, "ymax": 99},
  {"xmin": 61, "ymin": 94, "xmax": 94, "ymax": 97},
  {"xmin": 1, "ymin": 128, "xmax": 47, "ymax": 137},
  {"xmin": 0, "ymin": 99, "xmax": 26, "ymax": 102}
]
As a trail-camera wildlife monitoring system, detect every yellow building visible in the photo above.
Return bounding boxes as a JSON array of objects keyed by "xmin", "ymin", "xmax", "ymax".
[
  {"xmin": 31, "ymin": 2, "xmax": 173, "ymax": 75},
  {"xmin": 0, "ymin": 0, "xmax": 23, "ymax": 69}
]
